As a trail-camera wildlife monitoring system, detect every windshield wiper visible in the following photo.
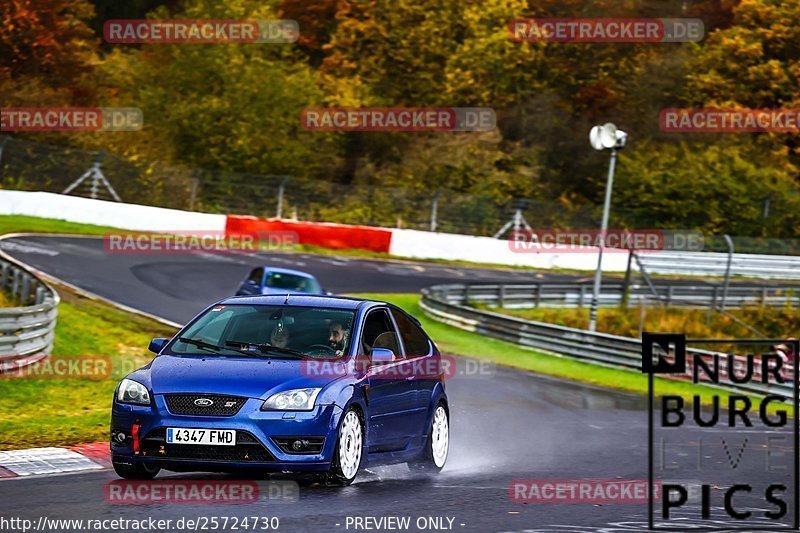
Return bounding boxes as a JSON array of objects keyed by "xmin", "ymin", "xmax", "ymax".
[
  {"xmin": 224, "ymin": 340, "xmax": 307, "ymax": 359},
  {"xmin": 179, "ymin": 337, "xmax": 267, "ymax": 358}
]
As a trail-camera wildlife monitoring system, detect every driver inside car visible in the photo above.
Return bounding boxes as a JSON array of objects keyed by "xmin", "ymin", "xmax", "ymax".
[{"xmin": 328, "ymin": 321, "xmax": 350, "ymax": 356}]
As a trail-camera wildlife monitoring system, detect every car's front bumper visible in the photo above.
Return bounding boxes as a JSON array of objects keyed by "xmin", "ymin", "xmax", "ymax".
[{"xmin": 110, "ymin": 395, "xmax": 342, "ymax": 473}]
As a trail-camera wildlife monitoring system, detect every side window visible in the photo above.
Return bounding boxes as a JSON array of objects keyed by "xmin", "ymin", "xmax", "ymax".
[
  {"xmin": 361, "ymin": 309, "xmax": 401, "ymax": 357},
  {"xmin": 179, "ymin": 309, "xmax": 233, "ymax": 346},
  {"xmin": 391, "ymin": 309, "xmax": 431, "ymax": 358},
  {"xmin": 247, "ymin": 268, "xmax": 264, "ymax": 284}
]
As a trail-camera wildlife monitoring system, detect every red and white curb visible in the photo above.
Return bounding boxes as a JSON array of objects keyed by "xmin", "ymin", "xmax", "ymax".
[{"xmin": 0, "ymin": 442, "xmax": 110, "ymax": 478}]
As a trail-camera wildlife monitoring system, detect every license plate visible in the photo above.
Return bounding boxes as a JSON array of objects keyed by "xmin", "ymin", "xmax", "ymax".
[{"xmin": 166, "ymin": 428, "xmax": 236, "ymax": 446}]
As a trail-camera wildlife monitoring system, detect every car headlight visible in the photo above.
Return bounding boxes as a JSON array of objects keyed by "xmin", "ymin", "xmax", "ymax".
[
  {"xmin": 261, "ymin": 388, "xmax": 321, "ymax": 411},
  {"xmin": 116, "ymin": 379, "xmax": 151, "ymax": 406}
]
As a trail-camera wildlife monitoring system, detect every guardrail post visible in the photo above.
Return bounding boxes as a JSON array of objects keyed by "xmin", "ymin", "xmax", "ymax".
[
  {"xmin": 430, "ymin": 190, "xmax": 441, "ymax": 232},
  {"xmin": 535, "ymin": 283, "xmax": 541, "ymax": 308},
  {"xmin": 579, "ymin": 285, "xmax": 586, "ymax": 308},
  {"xmin": 276, "ymin": 176, "xmax": 289, "ymax": 219},
  {"xmin": 21, "ymin": 275, "xmax": 31, "ymax": 306},
  {"xmin": 188, "ymin": 176, "xmax": 199, "ymax": 211},
  {"xmin": 498, "ymin": 285, "xmax": 505, "ymax": 308},
  {"xmin": 621, "ymin": 251, "xmax": 633, "ymax": 308},
  {"xmin": 0, "ymin": 262, "xmax": 7, "ymax": 288},
  {"xmin": 720, "ymin": 234, "xmax": 734, "ymax": 310},
  {"xmin": 761, "ymin": 287, "xmax": 767, "ymax": 307},
  {"xmin": 666, "ymin": 286, "xmax": 673, "ymax": 307},
  {"xmin": 464, "ymin": 284, "xmax": 471, "ymax": 306},
  {"xmin": 11, "ymin": 269, "xmax": 20, "ymax": 299}
]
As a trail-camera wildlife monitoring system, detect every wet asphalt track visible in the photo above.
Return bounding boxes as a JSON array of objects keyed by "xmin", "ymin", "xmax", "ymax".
[
  {"xmin": 0, "ymin": 235, "xmax": 795, "ymax": 532},
  {"xmin": 0, "ymin": 235, "xmax": 590, "ymax": 324}
]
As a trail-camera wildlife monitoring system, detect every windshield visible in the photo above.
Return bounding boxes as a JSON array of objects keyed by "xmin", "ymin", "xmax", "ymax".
[
  {"xmin": 265, "ymin": 272, "xmax": 321, "ymax": 293},
  {"xmin": 169, "ymin": 304, "xmax": 355, "ymax": 359}
]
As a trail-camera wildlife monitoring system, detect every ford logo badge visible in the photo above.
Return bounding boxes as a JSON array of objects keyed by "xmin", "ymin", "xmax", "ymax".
[{"xmin": 194, "ymin": 398, "xmax": 214, "ymax": 407}]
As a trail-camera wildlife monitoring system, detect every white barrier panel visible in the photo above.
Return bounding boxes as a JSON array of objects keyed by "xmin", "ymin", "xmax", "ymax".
[
  {"xmin": 389, "ymin": 229, "xmax": 630, "ymax": 271},
  {"xmin": 0, "ymin": 191, "xmax": 226, "ymax": 232}
]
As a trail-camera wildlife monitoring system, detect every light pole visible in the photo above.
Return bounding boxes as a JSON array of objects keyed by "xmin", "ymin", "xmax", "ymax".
[{"xmin": 588, "ymin": 123, "xmax": 627, "ymax": 332}]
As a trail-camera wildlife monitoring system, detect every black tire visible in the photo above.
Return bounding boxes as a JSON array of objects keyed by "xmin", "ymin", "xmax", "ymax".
[
  {"xmin": 113, "ymin": 461, "xmax": 160, "ymax": 480},
  {"xmin": 326, "ymin": 407, "xmax": 364, "ymax": 486},
  {"xmin": 409, "ymin": 402, "xmax": 449, "ymax": 473}
]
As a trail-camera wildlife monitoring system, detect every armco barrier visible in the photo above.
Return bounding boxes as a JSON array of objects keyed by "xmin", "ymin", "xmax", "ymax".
[
  {"xmin": 0, "ymin": 256, "xmax": 59, "ymax": 371},
  {"xmin": 434, "ymin": 282, "xmax": 800, "ymax": 309},
  {"xmin": 637, "ymin": 251, "xmax": 800, "ymax": 280},
  {"xmin": 420, "ymin": 284, "xmax": 794, "ymax": 397}
]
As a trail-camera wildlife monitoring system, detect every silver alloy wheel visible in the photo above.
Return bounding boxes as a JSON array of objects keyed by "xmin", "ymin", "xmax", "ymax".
[
  {"xmin": 338, "ymin": 411, "xmax": 363, "ymax": 480},
  {"xmin": 431, "ymin": 405, "xmax": 449, "ymax": 468}
]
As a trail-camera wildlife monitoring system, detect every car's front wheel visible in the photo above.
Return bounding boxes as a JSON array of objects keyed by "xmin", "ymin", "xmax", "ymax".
[
  {"xmin": 113, "ymin": 461, "xmax": 160, "ymax": 480},
  {"xmin": 327, "ymin": 408, "xmax": 363, "ymax": 486},
  {"xmin": 409, "ymin": 403, "xmax": 449, "ymax": 473}
]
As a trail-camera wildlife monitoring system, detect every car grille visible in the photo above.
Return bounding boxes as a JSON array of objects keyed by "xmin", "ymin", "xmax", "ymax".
[
  {"xmin": 164, "ymin": 394, "xmax": 246, "ymax": 416},
  {"xmin": 140, "ymin": 428, "xmax": 275, "ymax": 462}
]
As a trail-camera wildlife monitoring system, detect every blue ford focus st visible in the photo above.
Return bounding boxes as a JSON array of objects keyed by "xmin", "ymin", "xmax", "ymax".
[{"xmin": 110, "ymin": 295, "xmax": 449, "ymax": 485}]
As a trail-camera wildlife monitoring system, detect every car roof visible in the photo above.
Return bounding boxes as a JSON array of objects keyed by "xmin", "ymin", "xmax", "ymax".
[
  {"xmin": 219, "ymin": 294, "xmax": 375, "ymax": 310},
  {"xmin": 255, "ymin": 266, "xmax": 319, "ymax": 279}
]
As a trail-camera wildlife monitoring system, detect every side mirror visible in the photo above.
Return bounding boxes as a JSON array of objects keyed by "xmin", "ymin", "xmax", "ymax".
[
  {"xmin": 148, "ymin": 337, "xmax": 168, "ymax": 354},
  {"xmin": 370, "ymin": 348, "xmax": 396, "ymax": 364}
]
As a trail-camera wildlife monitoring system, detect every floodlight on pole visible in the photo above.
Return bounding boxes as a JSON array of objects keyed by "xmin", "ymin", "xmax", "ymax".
[{"xmin": 588, "ymin": 123, "xmax": 627, "ymax": 332}]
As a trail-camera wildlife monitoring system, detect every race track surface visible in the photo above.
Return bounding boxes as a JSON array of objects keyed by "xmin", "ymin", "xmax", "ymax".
[
  {"xmin": 1, "ymin": 235, "xmax": 573, "ymax": 324},
  {"xmin": 0, "ymin": 235, "xmax": 792, "ymax": 532}
]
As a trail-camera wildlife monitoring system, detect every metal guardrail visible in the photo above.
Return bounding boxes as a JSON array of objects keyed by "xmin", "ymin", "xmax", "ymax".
[
  {"xmin": 421, "ymin": 284, "xmax": 794, "ymax": 396},
  {"xmin": 0, "ymin": 258, "xmax": 59, "ymax": 371},
  {"xmin": 638, "ymin": 251, "xmax": 800, "ymax": 280},
  {"xmin": 434, "ymin": 282, "xmax": 800, "ymax": 310}
]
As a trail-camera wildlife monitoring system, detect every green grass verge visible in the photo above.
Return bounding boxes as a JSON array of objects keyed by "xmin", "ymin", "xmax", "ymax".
[
  {"xmin": 0, "ymin": 289, "xmax": 176, "ymax": 450},
  {"xmin": 0, "ymin": 214, "xmax": 120, "ymax": 236},
  {"xmin": 354, "ymin": 293, "xmax": 791, "ymax": 416}
]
